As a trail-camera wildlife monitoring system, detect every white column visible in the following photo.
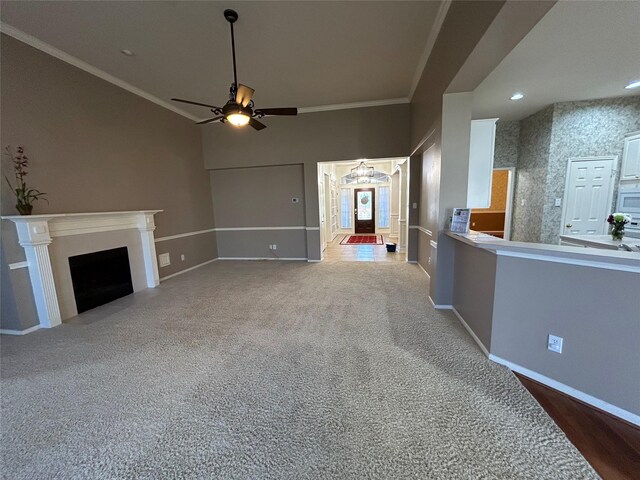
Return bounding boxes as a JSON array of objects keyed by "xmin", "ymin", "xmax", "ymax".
[
  {"xmin": 138, "ymin": 213, "xmax": 160, "ymax": 287},
  {"xmin": 15, "ymin": 220, "xmax": 62, "ymax": 328}
]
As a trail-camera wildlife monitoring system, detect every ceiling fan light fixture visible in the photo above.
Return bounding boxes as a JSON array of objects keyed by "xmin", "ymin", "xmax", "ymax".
[{"xmin": 227, "ymin": 112, "xmax": 251, "ymax": 126}]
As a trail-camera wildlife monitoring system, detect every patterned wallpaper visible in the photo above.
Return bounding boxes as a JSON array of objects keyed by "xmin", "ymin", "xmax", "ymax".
[
  {"xmin": 511, "ymin": 106, "xmax": 554, "ymax": 243},
  {"xmin": 505, "ymin": 95, "xmax": 640, "ymax": 244},
  {"xmin": 541, "ymin": 96, "xmax": 640, "ymax": 244},
  {"xmin": 494, "ymin": 121, "xmax": 520, "ymax": 168}
]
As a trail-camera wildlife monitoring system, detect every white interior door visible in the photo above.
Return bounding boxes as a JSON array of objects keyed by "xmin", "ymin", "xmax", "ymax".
[{"xmin": 562, "ymin": 157, "xmax": 615, "ymax": 235}]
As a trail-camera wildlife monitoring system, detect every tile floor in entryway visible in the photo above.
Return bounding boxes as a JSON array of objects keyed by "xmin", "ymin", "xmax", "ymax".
[{"xmin": 323, "ymin": 234, "xmax": 405, "ymax": 262}]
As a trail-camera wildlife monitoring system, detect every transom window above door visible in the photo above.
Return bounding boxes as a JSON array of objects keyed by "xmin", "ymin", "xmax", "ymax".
[{"xmin": 341, "ymin": 171, "xmax": 390, "ymax": 184}]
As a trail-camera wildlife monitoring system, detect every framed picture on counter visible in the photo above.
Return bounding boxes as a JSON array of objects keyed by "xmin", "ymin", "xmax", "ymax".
[{"xmin": 450, "ymin": 208, "xmax": 471, "ymax": 233}]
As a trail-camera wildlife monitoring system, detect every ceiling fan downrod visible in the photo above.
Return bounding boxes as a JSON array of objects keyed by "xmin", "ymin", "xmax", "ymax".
[{"xmin": 224, "ymin": 9, "xmax": 239, "ymax": 96}]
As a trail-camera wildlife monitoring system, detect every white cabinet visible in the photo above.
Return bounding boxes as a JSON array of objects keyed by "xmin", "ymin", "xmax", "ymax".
[
  {"xmin": 467, "ymin": 118, "xmax": 498, "ymax": 208},
  {"xmin": 620, "ymin": 132, "xmax": 640, "ymax": 182}
]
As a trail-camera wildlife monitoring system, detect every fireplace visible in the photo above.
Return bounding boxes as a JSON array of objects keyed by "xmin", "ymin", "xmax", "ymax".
[
  {"xmin": 69, "ymin": 246, "xmax": 134, "ymax": 313},
  {"xmin": 2, "ymin": 210, "xmax": 162, "ymax": 329}
]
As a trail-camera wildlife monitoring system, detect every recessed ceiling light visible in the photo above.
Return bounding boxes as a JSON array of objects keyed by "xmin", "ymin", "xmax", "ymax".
[
  {"xmin": 625, "ymin": 80, "xmax": 640, "ymax": 90},
  {"xmin": 510, "ymin": 92, "xmax": 525, "ymax": 101},
  {"xmin": 120, "ymin": 49, "xmax": 135, "ymax": 57}
]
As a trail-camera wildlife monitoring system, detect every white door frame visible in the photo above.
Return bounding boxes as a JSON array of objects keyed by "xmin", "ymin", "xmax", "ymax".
[
  {"xmin": 559, "ymin": 156, "xmax": 617, "ymax": 238},
  {"xmin": 324, "ymin": 173, "xmax": 332, "ymax": 244},
  {"xmin": 494, "ymin": 167, "xmax": 515, "ymax": 240}
]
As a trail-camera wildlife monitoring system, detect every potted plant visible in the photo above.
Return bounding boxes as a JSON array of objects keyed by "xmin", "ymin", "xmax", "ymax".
[{"xmin": 4, "ymin": 146, "xmax": 48, "ymax": 215}]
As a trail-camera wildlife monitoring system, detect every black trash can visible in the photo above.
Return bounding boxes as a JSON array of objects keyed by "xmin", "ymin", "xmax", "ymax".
[{"xmin": 385, "ymin": 243, "xmax": 397, "ymax": 253}]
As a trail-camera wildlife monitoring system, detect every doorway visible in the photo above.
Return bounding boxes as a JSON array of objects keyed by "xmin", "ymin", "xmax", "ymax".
[
  {"xmin": 470, "ymin": 167, "xmax": 515, "ymax": 239},
  {"xmin": 354, "ymin": 188, "xmax": 375, "ymax": 233},
  {"xmin": 561, "ymin": 156, "xmax": 616, "ymax": 236}
]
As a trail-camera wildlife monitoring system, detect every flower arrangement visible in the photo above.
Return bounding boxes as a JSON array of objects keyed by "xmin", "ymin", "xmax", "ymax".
[
  {"xmin": 606, "ymin": 212, "xmax": 631, "ymax": 241},
  {"xmin": 4, "ymin": 146, "xmax": 48, "ymax": 215}
]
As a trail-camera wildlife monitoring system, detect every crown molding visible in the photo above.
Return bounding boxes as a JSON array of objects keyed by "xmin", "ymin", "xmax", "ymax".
[
  {"xmin": 0, "ymin": 22, "xmax": 199, "ymax": 121},
  {"xmin": 2, "ymin": 22, "xmax": 409, "ymax": 122},
  {"xmin": 408, "ymin": 0, "xmax": 452, "ymax": 100},
  {"xmin": 297, "ymin": 97, "xmax": 409, "ymax": 114}
]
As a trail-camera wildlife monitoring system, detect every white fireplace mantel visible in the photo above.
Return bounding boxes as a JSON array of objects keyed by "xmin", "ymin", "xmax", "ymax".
[{"xmin": 2, "ymin": 210, "xmax": 163, "ymax": 329}]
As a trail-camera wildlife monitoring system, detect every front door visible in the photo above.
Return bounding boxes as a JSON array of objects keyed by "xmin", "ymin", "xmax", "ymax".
[
  {"xmin": 354, "ymin": 188, "xmax": 375, "ymax": 233},
  {"xmin": 562, "ymin": 157, "xmax": 615, "ymax": 235}
]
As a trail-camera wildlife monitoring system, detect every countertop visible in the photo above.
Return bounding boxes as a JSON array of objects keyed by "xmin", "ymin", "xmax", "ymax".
[
  {"xmin": 446, "ymin": 231, "xmax": 640, "ymax": 272},
  {"xmin": 560, "ymin": 234, "xmax": 640, "ymax": 250}
]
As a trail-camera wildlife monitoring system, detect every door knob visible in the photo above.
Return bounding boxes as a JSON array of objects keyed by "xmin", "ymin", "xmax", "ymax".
[{"xmin": 565, "ymin": 223, "xmax": 573, "ymax": 228}]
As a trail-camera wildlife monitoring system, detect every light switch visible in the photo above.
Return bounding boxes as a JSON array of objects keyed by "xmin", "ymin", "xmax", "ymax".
[{"xmin": 412, "ymin": 203, "xmax": 418, "ymax": 209}]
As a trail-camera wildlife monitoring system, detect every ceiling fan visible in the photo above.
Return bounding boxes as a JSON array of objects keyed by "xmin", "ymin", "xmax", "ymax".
[{"xmin": 171, "ymin": 9, "xmax": 297, "ymax": 130}]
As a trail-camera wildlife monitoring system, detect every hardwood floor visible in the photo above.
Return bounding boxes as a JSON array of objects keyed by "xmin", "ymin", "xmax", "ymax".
[
  {"xmin": 516, "ymin": 374, "xmax": 640, "ymax": 479},
  {"xmin": 323, "ymin": 234, "xmax": 404, "ymax": 263}
]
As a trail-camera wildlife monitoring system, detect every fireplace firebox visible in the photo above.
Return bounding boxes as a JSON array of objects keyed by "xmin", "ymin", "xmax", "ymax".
[{"xmin": 69, "ymin": 246, "xmax": 134, "ymax": 313}]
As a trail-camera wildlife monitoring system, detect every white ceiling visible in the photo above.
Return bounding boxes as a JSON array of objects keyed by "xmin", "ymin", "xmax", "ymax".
[
  {"xmin": 472, "ymin": 0, "xmax": 640, "ymax": 122},
  {"xmin": 0, "ymin": 1, "xmax": 442, "ymax": 118}
]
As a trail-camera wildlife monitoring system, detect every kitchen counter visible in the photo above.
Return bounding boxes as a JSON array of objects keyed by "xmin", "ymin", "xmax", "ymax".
[
  {"xmin": 560, "ymin": 234, "xmax": 640, "ymax": 251},
  {"xmin": 446, "ymin": 231, "xmax": 640, "ymax": 272}
]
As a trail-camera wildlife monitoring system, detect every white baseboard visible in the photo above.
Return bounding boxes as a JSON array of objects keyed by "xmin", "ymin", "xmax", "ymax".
[
  {"xmin": 307, "ymin": 259, "xmax": 322, "ymax": 263},
  {"xmin": 448, "ymin": 307, "xmax": 640, "ymax": 426},
  {"xmin": 489, "ymin": 354, "xmax": 640, "ymax": 427},
  {"xmin": 159, "ymin": 258, "xmax": 218, "ymax": 281},
  {"xmin": 428, "ymin": 296, "xmax": 452, "ymax": 310},
  {"xmin": 0, "ymin": 325, "xmax": 41, "ymax": 336},
  {"xmin": 451, "ymin": 307, "xmax": 490, "ymax": 357},
  {"xmin": 218, "ymin": 257, "xmax": 307, "ymax": 261},
  {"xmin": 415, "ymin": 261, "xmax": 431, "ymax": 279}
]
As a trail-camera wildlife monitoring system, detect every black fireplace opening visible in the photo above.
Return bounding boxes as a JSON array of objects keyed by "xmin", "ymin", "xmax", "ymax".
[{"xmin": 69, "ymin": 246, "xmax": 134, "ymax": 314}]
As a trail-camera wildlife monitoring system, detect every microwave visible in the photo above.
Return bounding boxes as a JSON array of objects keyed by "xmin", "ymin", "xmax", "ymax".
[{"xmin": 617, "ymin": 189, "xmax": 640, "ymax": 237}]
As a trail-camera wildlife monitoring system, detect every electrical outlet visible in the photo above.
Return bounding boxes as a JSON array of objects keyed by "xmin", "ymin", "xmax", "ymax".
[
  {"xmin": 547, "ymin": 334, "xmax": 563, "ymax": 354},
  {"xmin": 158, "ymin": 253, "xmax": 170, "ymax": 267},
  {"xmin": 521, "ymin": 198, "xmax": 526, "ymax": 207},
  {"xmin": 180, "ymin": 254, "xmax": 185, "ymax": 261},
  {"xmin": 428, "ymin": 256, "xmax": 431, "ymax": 265},
  {"xmin": 554, "ymin": 198, "xmax": 562, "ymax": 207}
]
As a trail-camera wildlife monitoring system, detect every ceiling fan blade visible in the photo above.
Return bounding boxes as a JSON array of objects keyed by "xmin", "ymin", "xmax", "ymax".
[
  {"xmin": 255, "ymin": 107, "xmax": 297, "ymax": 116},
  {"xmin": 249, "ymin": 118, "xmax": 267, "ymax": 131},
  {"xmin": 235, "ymin": 84, "xmax": 255, "ymax": 108},
  {"xmin": 196, "ymin": 116, "xmax": 224, "ymax": 125},
  {"xmin": 171, "ymin": 98, "xmax": 220, "ymax": 109}
]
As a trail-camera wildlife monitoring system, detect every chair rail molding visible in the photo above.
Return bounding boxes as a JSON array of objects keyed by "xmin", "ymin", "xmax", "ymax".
[{"xmin": 2, "ymin": 210, "xmax": 163, "ymax": 329}]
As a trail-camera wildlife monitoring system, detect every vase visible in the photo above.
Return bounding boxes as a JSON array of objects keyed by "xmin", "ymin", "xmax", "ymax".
[
  {"xmin": 16, "ymin": 204, "xmax": 33, "ymax": 215},
  {"xmin": 611, "ymin": 225, "xmax": 624, "ymax": 241}
]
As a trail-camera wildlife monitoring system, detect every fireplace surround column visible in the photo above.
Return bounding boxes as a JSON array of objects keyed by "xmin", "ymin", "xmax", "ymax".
[{"xmin": 13, "ymin": 219, "xmax": 62, "ymax": 328}]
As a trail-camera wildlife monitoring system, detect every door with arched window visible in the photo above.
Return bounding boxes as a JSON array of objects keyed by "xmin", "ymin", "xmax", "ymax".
[{"xmin": 354, "ymin": 188, "xmax": 375, "ymax": 233}]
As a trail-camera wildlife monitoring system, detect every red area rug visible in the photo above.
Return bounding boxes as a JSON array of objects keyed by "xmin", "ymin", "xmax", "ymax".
[{"xmin": 340, "ymin": 235, "xmax": 384, "ymax": 245}]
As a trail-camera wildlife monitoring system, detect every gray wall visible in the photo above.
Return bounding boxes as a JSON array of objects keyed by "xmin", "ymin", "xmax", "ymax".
[
  {"xmin": 1, "ymin": 35, "xmax": 216, "ymax": 329},
  {"xmin": 492, "ymin": 254, "xmax": 640, "ymax": 416},
  {"xmin": 210, "ymin": 165, "xmax": 307, "ymax": 259},
  {"xmin": 202, "ymin": 104, "xmax": 410, "ymax": 260},
  {"xmin": 452, "ymin": 241, "xmax": 496, "ymax": 351},
  {"xmin": 447, "ymin": 235, "xmax": 640, "ymax": 417}
]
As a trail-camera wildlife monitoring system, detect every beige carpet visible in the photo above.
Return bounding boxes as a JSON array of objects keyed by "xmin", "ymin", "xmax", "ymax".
[{"xmin": 1, "ymin": 260, "xmax": 597, "ymax": 479}]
